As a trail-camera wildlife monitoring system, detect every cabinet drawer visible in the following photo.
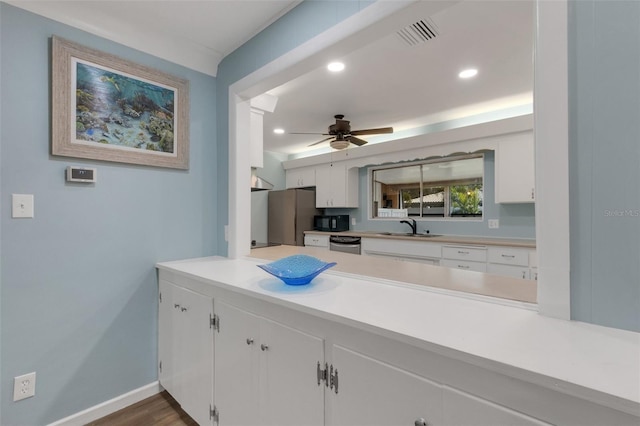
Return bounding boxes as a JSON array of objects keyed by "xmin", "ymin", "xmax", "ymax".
[
  {"xmin": 487, "ymin": 247, "xmax": 529, "ymax": 267},
  {"xmin": 304, "ymin": 234, "xmax": 329, "ymax": 248},
  {"xmin": 441, "ymin": 259, "xmax": 487, "ymax": 273},
  {"xmin": 442, "ymin": 246, "xmax": 487, "ymax": 262}
]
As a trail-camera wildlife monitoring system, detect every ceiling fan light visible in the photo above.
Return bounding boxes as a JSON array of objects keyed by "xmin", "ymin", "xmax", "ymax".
[
  {"xmin": 327, "ymin": 61, "xmax": 345, "ymax": 72},
  {"xmin": 330, "ymin": 139, "xmax": 350, "ymax": 150}
]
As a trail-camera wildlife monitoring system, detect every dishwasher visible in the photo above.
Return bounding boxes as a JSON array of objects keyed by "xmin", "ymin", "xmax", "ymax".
[{"xmin": 329, "ymin": 235, "xmax": 361, "ymax": 255}]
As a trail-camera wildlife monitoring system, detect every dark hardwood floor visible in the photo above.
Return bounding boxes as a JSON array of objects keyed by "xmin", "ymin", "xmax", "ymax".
[{"xmin": 86, "ymin": 391, "xmax": 198, "ymax": 426}]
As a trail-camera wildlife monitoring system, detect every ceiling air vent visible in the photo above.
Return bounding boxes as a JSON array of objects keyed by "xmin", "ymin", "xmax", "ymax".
[{"xmin": 396, "ymin": 18, "xmax": 439, "ymax": 47}]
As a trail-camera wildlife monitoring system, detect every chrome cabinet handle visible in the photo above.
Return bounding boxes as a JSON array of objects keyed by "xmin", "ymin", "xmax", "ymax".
[
  {"xmin": 414, "ymin": 418, "xmax": 427, "ymax": 426},
  {"xmin": 246, "ymin": 338, "xmax": 254, "ymax": 345},
  {"xmin": 174, "ymin": 303, "xmax": 180, "ymax": 309},
  {"xmin": 181, "ymin": 307, "xmax": 187, "ymax": 312},
  {"xmin": 260, "ymin": 344, "xmax": 269, "ymax": 351}
]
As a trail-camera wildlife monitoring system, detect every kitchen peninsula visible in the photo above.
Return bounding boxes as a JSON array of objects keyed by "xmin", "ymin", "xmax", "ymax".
[
  {"xmin": 249, "ymin": 245, "xmax": 537, "ymax": 304},
  {"xmin": 156, "ymin": 255, "xmax": 639, "ymax": 426}
]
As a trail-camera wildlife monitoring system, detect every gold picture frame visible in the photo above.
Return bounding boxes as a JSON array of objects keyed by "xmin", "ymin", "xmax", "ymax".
[{"xmin": 51, "ymin": 36, "xmax": 190, "ymax": 169}]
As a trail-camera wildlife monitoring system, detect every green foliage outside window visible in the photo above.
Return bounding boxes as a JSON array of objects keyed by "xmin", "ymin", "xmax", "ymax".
[{"xmin": 450, "ymin": 184, "xmax": 482, "ymax": 215}]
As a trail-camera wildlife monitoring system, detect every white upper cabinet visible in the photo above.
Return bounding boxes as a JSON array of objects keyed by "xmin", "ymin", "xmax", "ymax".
[
  {"xmin": 286, "ymin": 166, "xmax": 316, "ymax": 188},
  {"xmin": 495, "ymin": 131, "xmax": 535, "ymax": 203},
  {"xmin": 316, "ymin": 163, "xmax": 359, "ymax": 208}
]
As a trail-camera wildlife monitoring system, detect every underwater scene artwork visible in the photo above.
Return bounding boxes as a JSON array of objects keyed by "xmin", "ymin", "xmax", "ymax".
[{"xmin": 74, "ymin": 60, "xmax": 176, "ymax": 154}]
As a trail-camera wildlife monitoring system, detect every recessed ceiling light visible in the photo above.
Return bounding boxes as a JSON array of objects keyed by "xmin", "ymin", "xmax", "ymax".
[
  {"xmin": 327, "ymin": 61, "xmax": 345, "ymax": 72},
  {"xmin": 273, "ymin": 128, "xmax": 285, "ymax": 134},
  {"xmin": 458, "ymin": 68, "xmax": 478, "ymax": 79}
]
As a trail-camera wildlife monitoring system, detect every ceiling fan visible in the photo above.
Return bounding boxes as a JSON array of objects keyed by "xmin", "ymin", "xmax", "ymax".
[{"xmin": 291, "ymin": 115, "xmax": 393, "ymax": 150}]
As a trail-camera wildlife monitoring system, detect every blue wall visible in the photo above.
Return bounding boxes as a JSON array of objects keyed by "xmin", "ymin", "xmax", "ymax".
[
  {"xmin": 569, "ymin": 0, "xmax": 640, "ymax": 332},
  {"xmin": 0, "ymin": 4, "xmax": 217, "ymax": 424}
]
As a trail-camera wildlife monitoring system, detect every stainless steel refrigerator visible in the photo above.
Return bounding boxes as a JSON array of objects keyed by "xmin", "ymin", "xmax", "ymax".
[{"xmin": 268, "ymin": 189, "xmax": 320, "ymax": 246}]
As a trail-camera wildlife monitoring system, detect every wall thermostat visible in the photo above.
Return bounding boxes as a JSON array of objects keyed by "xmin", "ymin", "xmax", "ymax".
[{"xmin": 66, "ymin": 166, "xmax": 97, "ymax": 183}]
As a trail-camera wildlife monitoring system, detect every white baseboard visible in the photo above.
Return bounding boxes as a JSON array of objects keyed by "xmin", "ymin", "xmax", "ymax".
[{"xmin": 48, "ymin": 381, "xmax": 161, "ymax": 426}]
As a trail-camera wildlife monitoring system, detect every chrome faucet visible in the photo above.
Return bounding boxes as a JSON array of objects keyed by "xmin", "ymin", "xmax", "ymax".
[{"xmin": 400, "ymin": 218, "xmax": 417, "ymax": 234}]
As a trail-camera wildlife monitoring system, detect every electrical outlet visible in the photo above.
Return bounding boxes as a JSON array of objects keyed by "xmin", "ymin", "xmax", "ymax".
[
  {"xmin": 351, "ymin": 217, "xmax": 356, "ymax": 226},
  {"xmin": 13, "ymin": 372, "xmax": 36, "ymax": 401},
  {"xmin": 488, "ymin": 219, "xmax": 499, "ymax": 229}
]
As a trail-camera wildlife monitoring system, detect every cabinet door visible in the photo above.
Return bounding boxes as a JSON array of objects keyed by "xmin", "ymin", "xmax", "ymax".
[
  {"xmin": 176, "ymin": 286, "xmax": 215, "ymax": 426},
  {"xmin": 495, "ymin": 133, "xmax": 535, "ymax": 203},
  {"xmin": 158, "ymin": 280, "xmax": 178, "ymax": 399},
  {"xmin": 214, "ymin": 301, "xmax": 260, "ymax": 426},
  {"xmin": 286, "ymin": 167, "xmax": 316, "ymax": 188},
  {"xmin": 315, "ymin": 164, "xmax": 336, "ymax": 207},
  {"xmin": 261, "ymin": 318, "xmax": 325, "ymax": 426},
  {"xmin": 331, "ymin": 344, "xmax": 443, "ymax": 426},
  {"xmin": 443, "ymin": 387, "xmax": 550, "ymax": 425},
  {"xmin": 158, "ymin": 282, "xmax": 214, "ymax": 426}
]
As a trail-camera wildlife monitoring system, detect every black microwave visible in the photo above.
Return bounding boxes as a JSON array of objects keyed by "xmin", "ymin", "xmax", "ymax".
[{"xmin": 314, "ymin": 215, "xmax": 349, "ymax": 232}]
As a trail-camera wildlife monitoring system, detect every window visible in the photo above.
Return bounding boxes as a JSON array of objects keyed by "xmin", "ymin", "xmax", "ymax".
[{"xmin": 371, "ymin": 155, "xmax": 483, "ymax": 219}]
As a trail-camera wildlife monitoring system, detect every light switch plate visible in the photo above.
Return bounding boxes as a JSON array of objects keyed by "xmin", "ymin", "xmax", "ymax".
[
  {"xmin": 488, "ymin": 219, "xmax": 499, "ymax": 229},
  {"xmin": 12, "ymin": 194, "xmax": 34, "ymax": 218}
]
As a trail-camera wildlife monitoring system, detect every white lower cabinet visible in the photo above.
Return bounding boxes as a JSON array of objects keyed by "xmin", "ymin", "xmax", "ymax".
[
  {"xmin": 361, "ymin": 238, "xmax": 442, "ymax": 265},
  {"xmin": 158, "ymin": 271, "xmax": 638, "ymax": 426},
  {"xmin": 214, "ymin": 300, "xmax": 324, "ymax": 426},
  {"xmin": 487, "ymin": 246, "xmax": 534, "ymax": 280},
  {"xmin": 441, "ymin": 245, "xmax": 488, "ymax": 273},
  {"xmin": 331, "ymin": 345, "xmax": 443, "ymax": 426},
  {"xmin": 304, "ymin": 234, "xmax": 330, "ymax": 248},
  {"xmin": 158, "ymin": 280, "xmax": 214, "ymax": 426}
]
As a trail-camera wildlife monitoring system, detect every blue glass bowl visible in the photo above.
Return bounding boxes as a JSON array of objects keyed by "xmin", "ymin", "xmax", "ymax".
[{"xmin": 257, "ymin": 255, "xmax": 337, "ymax": 285}]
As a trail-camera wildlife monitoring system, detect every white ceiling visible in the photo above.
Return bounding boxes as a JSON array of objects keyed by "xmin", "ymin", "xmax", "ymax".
[
  {"xmin": 262, "ymin": 0, "xmax": 534, "ymax": 157},
  {"xmin": 11, "ymin": 0, "xmax": 534, "ymax": 158},
  {"xmin": 8, "ymin": 0, "xmax": 301, "ymax": 76}
]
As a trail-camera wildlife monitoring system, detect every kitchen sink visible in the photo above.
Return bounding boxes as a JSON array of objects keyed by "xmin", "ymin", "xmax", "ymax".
[{"xmin": 377, "ymin": 232, "xmax": 442, "ymax": 238}]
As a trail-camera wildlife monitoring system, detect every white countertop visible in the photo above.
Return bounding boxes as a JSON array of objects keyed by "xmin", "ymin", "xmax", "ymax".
[
  {"xmin": 157, "ymin": 256, "xmax": 640, "ymax": 415},
  {"xmin": 249, "ymin": 245, "xmax": 537, "ymax": 304},
  {"xmin": 305, "ymin": 230, "xmax": 537, "ymax": 248}
]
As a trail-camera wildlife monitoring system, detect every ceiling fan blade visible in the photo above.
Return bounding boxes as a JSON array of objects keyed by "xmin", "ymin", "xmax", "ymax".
[
  {"xmin": 308, "ymin": 136, "xmax": 334, "ymax": 147},
  {"xmin": 289, "ymin": 132, "xmax": 330, "ymax": 135},
  {"xmin": 349, "ymin": 136, "xmax": 368, "ymax": 146},
  {"xmin": 351, "ymin": 127, "xmax": 394, "ymax": 136}
]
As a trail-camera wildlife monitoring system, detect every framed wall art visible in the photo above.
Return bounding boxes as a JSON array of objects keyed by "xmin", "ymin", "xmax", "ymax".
[{"xmin": 51, "ymin": 36, "xmax": 190, "ymax": 169}]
